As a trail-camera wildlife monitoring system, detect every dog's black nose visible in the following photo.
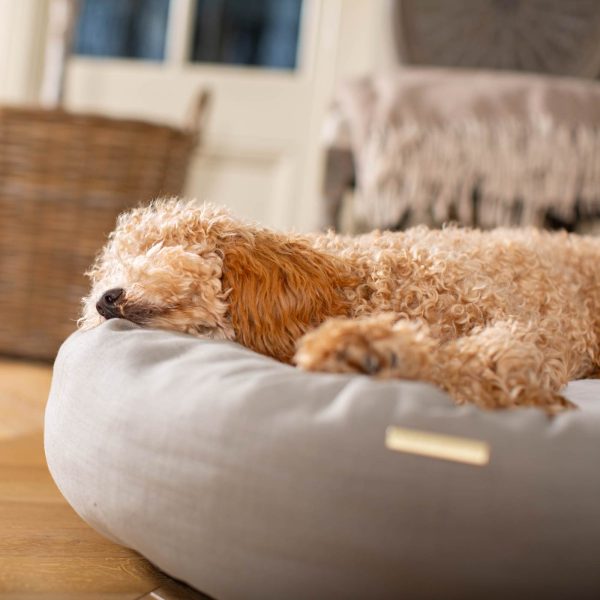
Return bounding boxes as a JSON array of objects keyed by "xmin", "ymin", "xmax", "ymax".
[
  {"xmin": 96, "ymin": 288, "xmax": 124, "ymax": 319},
  {"xmin": 102, "ymin": 288, "xmax": 123, "ymax": 305}
]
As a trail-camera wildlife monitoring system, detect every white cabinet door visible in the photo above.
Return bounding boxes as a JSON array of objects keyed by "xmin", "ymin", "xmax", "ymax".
[{"xmin": 64, "ymin": 0, "xmax": 346, "ymax": 231}]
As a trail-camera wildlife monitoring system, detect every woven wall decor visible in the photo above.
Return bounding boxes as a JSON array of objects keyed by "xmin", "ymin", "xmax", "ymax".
[{"xmin": 395, "ymin": 0, "xmax": 600, "ymax": 78}]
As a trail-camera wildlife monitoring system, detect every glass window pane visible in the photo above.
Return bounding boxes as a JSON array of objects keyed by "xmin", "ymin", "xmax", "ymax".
[
  {"xmin": 74, "ymin": 0, "xmax": 170, "ymax": 61},
  {"xmin": 191, "ymin": 0, "xmax": 303, "ymax": 70}
]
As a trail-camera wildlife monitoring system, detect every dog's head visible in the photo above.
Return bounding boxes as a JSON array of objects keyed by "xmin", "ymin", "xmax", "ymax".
[
  {"xmin": 80, "ymin": 199, "xmax": 235, "ymax": 340},
  {"xmin": 81, "ymin": 198, "xmax": 359, "ymax": 361}
]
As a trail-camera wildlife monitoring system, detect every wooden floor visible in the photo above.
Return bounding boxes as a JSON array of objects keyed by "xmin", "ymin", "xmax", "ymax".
[{"xmin": 0, "ymin": 359, "xmax": 208, "ymax": 600}]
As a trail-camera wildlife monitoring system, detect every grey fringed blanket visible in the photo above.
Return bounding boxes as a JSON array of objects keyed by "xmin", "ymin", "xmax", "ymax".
[{"xmin": 324, "ymin": 68, "xmax": 600, "ymax": 229}]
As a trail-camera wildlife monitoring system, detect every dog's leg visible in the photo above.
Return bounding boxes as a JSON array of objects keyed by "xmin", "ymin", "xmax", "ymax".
[
  {"xmin": 435, "ymin": 320, "xmax": 575, "ymax": 412},
  {"xmin": 295, "ymin": 315, "xmax": 575, "ymax": 412}
]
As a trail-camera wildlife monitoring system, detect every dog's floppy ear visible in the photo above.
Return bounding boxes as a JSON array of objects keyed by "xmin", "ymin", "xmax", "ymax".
[{"xmin": 221, "ymin": 231, "xmax": 359, "ymax": 362}]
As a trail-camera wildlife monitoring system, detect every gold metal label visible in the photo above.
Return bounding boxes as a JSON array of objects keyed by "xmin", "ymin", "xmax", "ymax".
[{"xmin": 385, "ymin": 426, "xmax": 490, "ymax": 466}]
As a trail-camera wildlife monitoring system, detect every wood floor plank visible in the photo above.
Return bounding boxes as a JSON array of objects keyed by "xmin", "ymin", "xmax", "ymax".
[
  {"xmin": 0, "ymin": 432, "xmax": 46, "ymax": 467},
  {"xmin": 0, "ymin": 556, "xmax": 168, "ymax": 593},
  {"xmin": 0, "ymin": 358, "xmax": 170, "ymax": 597},
  {"xmin": 0, "ymin": 360, "xmax": 53, "ymax": 441},
  {"xmin": 0, "ymin": 465, "xmax": 63, "ymax": 503},
  {"xmin": 0, "ymin": 594, "xmax": 141, "ymax": 600}
]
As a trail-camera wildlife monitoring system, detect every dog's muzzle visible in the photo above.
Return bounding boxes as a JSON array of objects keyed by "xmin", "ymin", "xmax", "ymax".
[{"xmin": 96, "ymin": 288, "xmax": 124, "ymax": 319}]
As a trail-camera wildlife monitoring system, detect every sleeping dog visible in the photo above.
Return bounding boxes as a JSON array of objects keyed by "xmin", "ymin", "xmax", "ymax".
[{"xmin": 81, "ymin": 199, "xmax": 600, "ymax": 413}]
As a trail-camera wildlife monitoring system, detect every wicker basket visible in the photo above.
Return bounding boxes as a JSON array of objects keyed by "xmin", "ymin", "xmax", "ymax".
[{"xmin": 0, "ymin": 95, "xmax": 208, "ymax": 360}]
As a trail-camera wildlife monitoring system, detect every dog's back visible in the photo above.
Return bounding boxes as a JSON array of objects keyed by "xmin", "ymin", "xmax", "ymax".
[{"xmin": 312, "ymin": 226, "xmax": 600, "ymax": 355}]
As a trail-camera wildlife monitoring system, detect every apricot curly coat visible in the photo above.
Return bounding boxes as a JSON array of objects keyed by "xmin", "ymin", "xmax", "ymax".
[{"xmin": 81, "ymin": 199, "xmax": 600, "ymax": 412}]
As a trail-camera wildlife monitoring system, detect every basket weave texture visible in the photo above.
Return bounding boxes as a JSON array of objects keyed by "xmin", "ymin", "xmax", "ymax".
[{"xmin": 0, "ymin": 106, "xmax": 199, "ymax": 360}]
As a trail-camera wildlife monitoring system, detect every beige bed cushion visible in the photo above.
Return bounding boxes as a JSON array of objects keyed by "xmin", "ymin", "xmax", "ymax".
[{"xmin": 45, "ymin": 319, "xmax": 600, "ymax": 600}]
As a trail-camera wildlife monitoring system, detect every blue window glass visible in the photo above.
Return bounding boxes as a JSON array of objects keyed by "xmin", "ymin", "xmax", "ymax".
[
  {"xmin": 192, "ymin": 0, "xmax": 303, "ymax": 70},
  {"xmin": 74, "ymin": 0, "xmax": 170, "ymax": 61}
]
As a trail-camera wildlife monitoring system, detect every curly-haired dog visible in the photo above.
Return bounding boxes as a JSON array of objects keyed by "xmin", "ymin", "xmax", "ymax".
[{"xmin": 81, "ymin": 199, "xmax": 600, "ymax": 412}]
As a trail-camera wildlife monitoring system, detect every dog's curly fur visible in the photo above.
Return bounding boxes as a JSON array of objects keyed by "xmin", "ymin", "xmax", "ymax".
[{"xmin": 81, "ymin": 199, "xmax": 600, "ymax": 412}]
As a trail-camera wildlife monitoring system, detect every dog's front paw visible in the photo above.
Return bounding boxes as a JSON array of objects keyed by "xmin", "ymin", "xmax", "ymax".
[
  {"xmin": 294, "ymin": 317, "xmax": 396, "ymax": 375},
  {"xmin": 471, "ymin": 386, "xmax": 579, "ymax": 415},
  {"xmin": 294, "ymin": 315, "xmax": 433, "ymax": 379},
  {"xmin": 525, "ymin": 389, "xmax": 578, "ymax": 415}
]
